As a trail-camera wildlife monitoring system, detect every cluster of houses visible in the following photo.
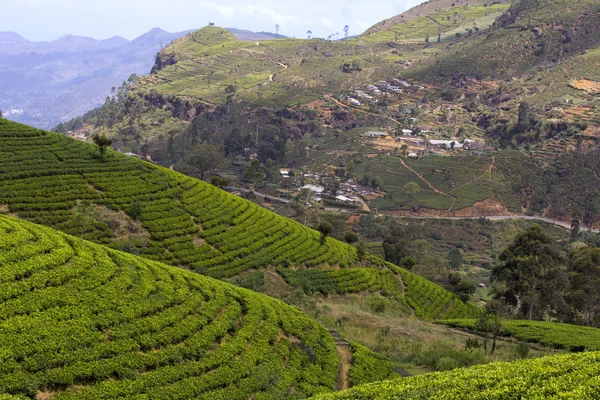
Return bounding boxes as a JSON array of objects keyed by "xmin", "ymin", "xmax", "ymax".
[{"xmin": 345, "ymin": 79, "xmax": 421, "ymax": 106}]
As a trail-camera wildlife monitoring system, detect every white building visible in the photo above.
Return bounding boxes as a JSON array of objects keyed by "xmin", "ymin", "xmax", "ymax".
[
  {"xmin": 302, "ymin": 184, "xmax": 325, "ymax": 194},
  {"xmin": 335, "ymin": 195, "xmax": 359, "ymax": 204}
]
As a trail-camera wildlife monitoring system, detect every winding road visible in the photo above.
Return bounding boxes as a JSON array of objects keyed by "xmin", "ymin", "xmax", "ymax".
[
  {"xmin": 223, "ymin": 188, "xmax": 598, "ymax": 233},
  {"xmin": 392, "ymin": 215, "xmax": 599, "ymax": 233}
]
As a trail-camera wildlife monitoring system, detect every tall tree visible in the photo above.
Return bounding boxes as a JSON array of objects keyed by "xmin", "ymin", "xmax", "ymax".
[
  {"xmin": 275, "ymin": 24, "xmax": 280, "ymax": 39},
  {"xmin": 185, "ymin": 142, "xmax": 224, "ymax": 180},
  {"xmin": 92, "ymin": 133, "xmax": 112, "ymax": 160},
  {"xmin": 383, "ymin": 226, "xmax": 412, "ymax": 265},
  {"xmin": 517, "ymin": 101, "xmax": 532, "ymax": 132},
  {"xmin": 583, "ymin": 190, "xmax": 600, "ymax": 228},
  {"xmin": 307, "ymin": 30, "xmax": 312, "ymax": 39},
  {"xmin": 492, "ymin": 225, "xmax": 568, "ymax": 320},
  {"xmin": 566, "ymin": 245, "xmax": 600, "ymax": 326},
  {"xmin": 343, "ymin": 25, "xmax": 349, "ymax": 38}
]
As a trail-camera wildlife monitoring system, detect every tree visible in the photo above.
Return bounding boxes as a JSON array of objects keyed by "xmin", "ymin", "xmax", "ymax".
[
  {"xmin": 344, "ymin": 231, "xmax": 358, "ymax": 244},
  {"xmin": 583, "ymin": 190, "xmax": 600, "ymax": 228},
  {"xmin": 210, "ymin": 176, "xmax": 228, "ymax": 189},
  {"xmin": 401, "ymin": 256, "xmax": 416, "ymax": 270},
  {"xmin": 447, "ymin": 248, "xmax": 463, "ymax": 269},
  {"xmin": 356, "ymin": 242, "xmax": 366, "ymax": 261},
  {"xmin": 517, "ymin": 101, "xmax": 532, "ymax": 132},
  {"xmin": 72, "ymin": 200, "xmax": 95, "ymax": 239},
  {"xmin": 92, "ymin": 133, "xmax": 112, "ymax": 160},
  {"xmin": 566, "ymin": 245, "xmax": 600, "ymax": 326},
  {"xmin": 343, "ymin": 25, "xmax": 349, "ymax": 38},
  {"xmin": 275, "ymin": 24, "xmax": 280, "ymax": 39},
  {"xmin": 0, "ymin": 108, "xmax": 3, "ymax": 118},
  {"xmin": 317, "ymin": 221, "xmax": 334, "ymax": 245},
  {"xmin": 492, "ymin": 224, "xmax": 568, "ymax": 320},
  {"xmin": 383, "ymin": 226, "xmax": 412, "ymax": 265},
  {"xmin": 456, "ymin": 280, "xmax": 477, "ymax": 302},
  {"xmin": 475, "ymin": 313, "xmax": 503, "ymax": 354},
  {"xmin": 570, "ymin": 217, "xmax": 581, "ymax": 242},
  {"xmin": 186, "ymin": 142, "xmax": 224, "ymax": 180},
  {"xmin": 402, "ymin": 182, "xmax": 420, "ymax": 200},
  {"xmin": 307, "ymin": 30, "xmax": 312, "ymax": 39}
]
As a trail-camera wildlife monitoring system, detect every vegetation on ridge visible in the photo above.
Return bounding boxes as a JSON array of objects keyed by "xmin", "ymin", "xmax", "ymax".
[
  {"xmin": 311, "ymin": 351, "xmax": 600, "ymax": 399},
  {"xmin": 0, "ymin": 214, "xmax": 338, "ymax": 399},
  {"xmin": 0, "ymin": 118, "xmax": 481, "ymax": 322}
]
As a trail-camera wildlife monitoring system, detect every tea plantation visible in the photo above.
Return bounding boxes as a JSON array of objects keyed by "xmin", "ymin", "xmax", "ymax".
[
  {"xmin": 0, "ymin": 119, "xmax": 480, "ymax": 321},
  {"xmin": 439, "ymin": 319, "xmax": 600, "ymax": 352},
  {"xmin": 0, "ymin": 214, "xmax": 341, "ymax": 398},
  {"xmin": 312, "ymin": 351, "xmax": 600, "ymax": 400}
]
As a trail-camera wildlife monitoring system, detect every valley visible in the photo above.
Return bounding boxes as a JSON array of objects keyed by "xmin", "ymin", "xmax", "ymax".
[{"xmin": 2, "ymin": 0, "xmax": 600, "ymax": 398}]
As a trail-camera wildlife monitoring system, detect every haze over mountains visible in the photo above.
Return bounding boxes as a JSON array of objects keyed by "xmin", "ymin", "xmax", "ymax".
[{"xmin": 0, "ymin": 27, "xmax": 281, "ymax": 129}]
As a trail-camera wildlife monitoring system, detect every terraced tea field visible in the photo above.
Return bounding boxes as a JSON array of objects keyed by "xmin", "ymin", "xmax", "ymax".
[
  {"xmin": 439, "ymin": 319, "xmax": 600, "ymax": 352},
  {"xmin": 0, "ymin": 214, "xmax": 339, "ymax": 399},
  {"xmin": 0, "ymin": 119, "xmax": 481, "ymax": 321},
  {"xmin": 312, "ymin": 351, "xmax": 600, "ymax": 399}
]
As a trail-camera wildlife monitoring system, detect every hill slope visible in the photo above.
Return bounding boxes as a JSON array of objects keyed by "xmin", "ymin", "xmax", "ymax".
[
  {"xmin": 0, "ymin": 214, "xmax": 338, "ymax": 399},
  {"xmin": 0, "ymin": 118, "xmax": 481, "ymax": 321},
  {"xmin": 313, "ymin": 351, "xmax": 600, "ymax": 399}
]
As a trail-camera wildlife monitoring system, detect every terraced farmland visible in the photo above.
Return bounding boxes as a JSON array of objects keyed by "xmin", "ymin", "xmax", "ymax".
[
  {"xmin": 0, "ymin": 119, "xmax": 481, "ymax": 321},
  {"xmin": 439, "ymin": 319, "xmax": 600, "ymax": 352},
  {"xmin": 0, "ymin": 119, "xmax": 356, "ymax": 276},
  {"xmin": 0, "ymin": 214, "xmax": 339, "ymax": 399},
  {"xmin": 312, "ymin": 351, "xmax": 600, "ymax": 399}
]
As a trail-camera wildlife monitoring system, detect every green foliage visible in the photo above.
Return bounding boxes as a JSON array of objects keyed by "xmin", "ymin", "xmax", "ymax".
[
  {"xmin": 515, "ymin": 341, "xmax": 531, "ymax": 359},
  {"xmin": 312, "ymin": 352, "xmax": 600, "ymax": 400},
  {"xmin": 492, "ymin": 225, "xmax": 568, "ymax": 320},
  {"xmin": 348, "ymin": 343, "xmax": 396, "ymax": 387},
  {"xmin": 439, "ymin": 319, "xmax": 600, "ymax": 352},
  {"xmin": 92, "ymin": 133, "xmax": 112, "ymax": 159},
  {"xmin": 0, "ymin": 119, "xmax": 480, "ymax": 323},
  {"xmin": 276, "ymin": 268, "xmax": 402, "ymax": 299},
  {"xmin": 0, "ymin": 214, "xmax": 339, "ymax": 398}
]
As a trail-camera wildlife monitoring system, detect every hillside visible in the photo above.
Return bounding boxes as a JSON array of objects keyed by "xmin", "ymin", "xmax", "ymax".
[
  {"xmin": 0, "ymin": 213, "xmax": 339, "ymax": 398},
  {"xmin": 362, "ymin": 0, "xmax": 510, "ymax": 43},
  {"xmin": 313, "ymin": 351, "xmax": 600, "ymax": 399},
  {"xmin": 407, "ymin": 0, "xmax": 600, "ymax": 80},
  {"xmin": 0, "ymin": 118, "xmax": 481, "ymax": 321}
]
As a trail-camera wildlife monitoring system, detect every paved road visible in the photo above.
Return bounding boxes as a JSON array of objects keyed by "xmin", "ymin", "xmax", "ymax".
[
  {"xmin": 393, "ymin": 215, "xmax": 600, "ymax": 233},
  {"xmin": 224, "ymin": 186, "xmax": 599, "ymax": 233}
]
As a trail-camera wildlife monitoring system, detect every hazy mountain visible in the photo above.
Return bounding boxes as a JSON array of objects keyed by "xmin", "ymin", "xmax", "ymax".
[
  {"xmin": 225, "ymin": 28, "xmax": 288, "ymax": 41},
  {"xmin": 0, "ymin": 27, "xmax": 287, "ymax": 128},
  {"xmin": 0, "ymin": 28, "xmax": 192, "ymax": 129}
]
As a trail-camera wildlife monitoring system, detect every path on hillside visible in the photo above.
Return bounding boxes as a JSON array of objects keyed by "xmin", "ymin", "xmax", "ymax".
[
  {"xmin": 224, "ymin": 187, "xmax": 291, "ymax": 203},
  {"xmin": 329, "ymin": 329, "xmax": 352, "ymax": 391},
  {"xmin": 324, "ymin": 94, "xmax": 402, "ymax": 125},
  {"xmin": 397, "ymin": 158, "xmax": 453, "ymax": 198}
]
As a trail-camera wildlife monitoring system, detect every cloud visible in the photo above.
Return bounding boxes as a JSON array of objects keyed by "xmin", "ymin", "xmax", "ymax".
[
  {"xmin": 199, "ymin": 1, "xmax": 235, "ymax": 18},
  {"xmin": 320, "ymin": 17, "xmax": 335, "ymax": 28}
]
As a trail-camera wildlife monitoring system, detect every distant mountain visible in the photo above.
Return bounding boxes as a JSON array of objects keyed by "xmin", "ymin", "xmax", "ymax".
[
  {"xmin": 226, "ymin": 28, "xmax": 288, "ymax": 41},
  {"xmin": 0, "ymin": 27, "xmax": 291, "ymax": 128},
  {"xmin": 0, "ymin": 28, "xmax": 193, "ymax": 128}
]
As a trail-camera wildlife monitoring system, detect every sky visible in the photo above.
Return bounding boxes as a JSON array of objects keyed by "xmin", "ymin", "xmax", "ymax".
[{"xmin": 4, "ymin": 0, "xmax": 424, "ymax": 41}]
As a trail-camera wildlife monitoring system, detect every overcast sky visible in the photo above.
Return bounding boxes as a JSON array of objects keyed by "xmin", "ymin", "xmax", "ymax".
[{"xmin": 4, "ymin": 0, "xmax": 424, "ymax": 41}]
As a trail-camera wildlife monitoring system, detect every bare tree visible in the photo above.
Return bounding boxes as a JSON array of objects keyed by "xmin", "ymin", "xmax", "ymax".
[{"xmin": 307, "ymin": 30, "xmax": 312, "ymax": 39}]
